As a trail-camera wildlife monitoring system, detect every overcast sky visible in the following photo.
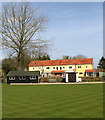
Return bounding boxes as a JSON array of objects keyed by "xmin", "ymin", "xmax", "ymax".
[{"xmin": 1, "ymin": 2, "xmax": 103, "ymax": 68}]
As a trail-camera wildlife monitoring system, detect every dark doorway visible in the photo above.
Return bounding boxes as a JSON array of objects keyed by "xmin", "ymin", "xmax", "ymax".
[{"xmin": 68, "ymin": 73, "xmax": 76, "ymax": 82}]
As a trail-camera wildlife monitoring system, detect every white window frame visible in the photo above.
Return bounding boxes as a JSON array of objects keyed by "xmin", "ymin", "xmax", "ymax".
[
  {"xmin": 22, "ymin": 76, "xmax": 26, "ymax": 80},
  {"xmin": 9, "ymin": 76, "xmax": 15, "ymax": 80},
  {"xmin": 19, "ymin": 76, "xmax": 26, "ymax": 80},
  {"xmin": 30, "ymin": 76, "xmax": 36, "ymax": 80},
  {"xmin": 19, "ymin": 76, "xmax": 23, "ymax": 80}
]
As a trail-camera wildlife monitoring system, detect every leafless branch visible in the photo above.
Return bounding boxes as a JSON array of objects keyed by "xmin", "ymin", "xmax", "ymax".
[{"xmin": 1, "ymin": 2, "xmax": 49, "ymax": 70}]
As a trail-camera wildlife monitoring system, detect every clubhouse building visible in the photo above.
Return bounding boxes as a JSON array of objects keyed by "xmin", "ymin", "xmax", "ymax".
[
  {"xmin": 29, "ymin": 58, "xmax": 96, "ymax": 82},
  {"xmin": 7, "ymin": 71, "xmax": 40, "ymax": 84}
]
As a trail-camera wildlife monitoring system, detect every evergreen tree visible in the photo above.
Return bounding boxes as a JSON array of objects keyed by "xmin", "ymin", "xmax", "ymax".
[{"xmin": 97, "ymin": 56, "xmax": 105, "ymax": 69}]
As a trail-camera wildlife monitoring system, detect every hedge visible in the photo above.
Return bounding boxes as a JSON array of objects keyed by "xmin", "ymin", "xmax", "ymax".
[
  {"xmin": 41, "ymin": 76, "xmax": 62, "ymax": 83},
  {"xmin": 82, "ymin": 77, "xmax": 105, "ymax": 82}
]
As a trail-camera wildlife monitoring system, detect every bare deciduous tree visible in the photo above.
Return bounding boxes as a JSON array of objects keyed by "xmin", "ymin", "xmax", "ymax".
[
  {"xmin": 62, "ymin": 55, "xmax": 70, "ymax": 59},
  {"xmin": 72, "ymin": 54, "xmax": 87, "ymax": 59},
  {"xmin": 1, "ymin": 2, "xmax": 48, "ymax": 70},
  {"xmin": 62, "ymin": 54, "xmax": 87, "ymax": 59}
]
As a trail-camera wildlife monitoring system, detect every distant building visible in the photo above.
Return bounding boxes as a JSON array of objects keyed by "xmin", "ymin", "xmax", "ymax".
[
  {"xmin": 29, "ymin": 58, "xmax": 95, "ymax": 82},
  {"xmin": 95, "ymin": 68, "xmax": 105, "ymax": 77}
]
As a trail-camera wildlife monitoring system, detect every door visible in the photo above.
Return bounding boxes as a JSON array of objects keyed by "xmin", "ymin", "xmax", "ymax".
[{"xmin": 68, "ymin": 73, "xmax": 76, "ymax": 82}]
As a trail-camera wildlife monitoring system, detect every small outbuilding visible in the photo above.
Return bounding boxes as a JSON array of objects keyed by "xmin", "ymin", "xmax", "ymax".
[{"xmin": 7, "ymin": 71, "xmax": 40, "ymax": 84}]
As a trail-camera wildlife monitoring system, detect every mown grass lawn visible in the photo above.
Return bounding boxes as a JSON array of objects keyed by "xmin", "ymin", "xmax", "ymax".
[{"xmin": 2, "ymin": 84, "xmax": 103, "ymax": 118}]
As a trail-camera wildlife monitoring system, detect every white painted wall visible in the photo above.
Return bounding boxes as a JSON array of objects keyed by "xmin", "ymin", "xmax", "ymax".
[
  {"xmin": 77, "ymin": 78, "xmax": 82, "ymax": 82},
  {"xmin": 76, "ymin": 73, "xmax": 82, "ymax": 82},
  {"xmin": 76, "ymin": 73, "xmax": 78, "ymax": 82},
  {"xmin": 66, "ymin": 73, "xmax": 68, "ymax": 82}
]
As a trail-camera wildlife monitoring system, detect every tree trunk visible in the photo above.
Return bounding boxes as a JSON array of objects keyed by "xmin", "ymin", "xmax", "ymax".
[
  {"xmin": 17, "ymin": 50, "xmax": 22, "ymax": 71},
  {"xmin": 2, "ymin": 3, "xmax": 48, "ymax": 72}
]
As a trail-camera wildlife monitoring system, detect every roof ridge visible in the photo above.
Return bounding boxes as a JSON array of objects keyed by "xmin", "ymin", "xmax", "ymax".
[
  {"xmin": 29, "ymin": 58, "xmax": 93, "ymax": 67},
  {"xmin": 31, "ymin": 58, "xmax": 93, "ymax": 62}
]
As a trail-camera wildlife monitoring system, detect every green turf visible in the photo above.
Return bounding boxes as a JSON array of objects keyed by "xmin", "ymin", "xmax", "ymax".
[
  {"xmin": 0, "ymin": 83, "xmax": 2, "ymax": 119},
  {"xmin": 2, "ymin": 84, "xmax": 103, "ymax": 118}
]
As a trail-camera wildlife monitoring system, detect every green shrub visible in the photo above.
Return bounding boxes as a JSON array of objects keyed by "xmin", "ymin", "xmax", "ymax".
[
  {"xmin": 50, "ymin": 76, "xmax": 57, "ymax": 79},
  {"xmin": 2, "ymin": 75, "xmax": 7, "ymax": 83},
  {"xmin": 41, "ymin": 77, "xmax": 49, "ymax": 82},
  {"xmin": 41, "ymin": 76, "xmax": 63, "ymax": 83},
  {"xmin": 82, "ymin": 77, "xmax": 104, "ymax": 82},
  {"xmin": 56, "ymin": 77, "xmax": 62, "ymax": 82}
]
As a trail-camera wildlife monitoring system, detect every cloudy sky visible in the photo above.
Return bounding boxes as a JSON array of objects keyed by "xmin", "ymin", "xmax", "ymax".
[{"xmin": 2, "ymin": 2, "xmax": 103, "ymax": 68}]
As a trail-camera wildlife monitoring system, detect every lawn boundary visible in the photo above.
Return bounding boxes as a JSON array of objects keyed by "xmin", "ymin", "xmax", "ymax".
[{"xmin": 10, "ymin": 82, "xmax": 105, "ymax": 85}]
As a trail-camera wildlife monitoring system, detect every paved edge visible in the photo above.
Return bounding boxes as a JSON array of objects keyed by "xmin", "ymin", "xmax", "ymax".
[{"xmin": 10, "ymin": 82, "xmax": 105, "ymax": 85}]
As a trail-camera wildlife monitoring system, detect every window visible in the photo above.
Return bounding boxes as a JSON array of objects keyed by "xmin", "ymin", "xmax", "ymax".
[
  {"xmin": 78, "ymin": 66, "xmax": 81, "ymax": 68},
  {"xmin": 19, "ymin": 76, "xmax": 26, "ymax": 80},
  {"xmin": 46, "ymin": 73, "xmax": 49, "ymax": 77},
  {"xmin": 69, "ymin": 66, "xmax": 72, "ymax": 69},
  {"xmin": 86, "ymin": 66, "xmax": 88, "ymax": 68},
  {"xmin": 63, "ymin": 67, "xmax": 65, "ymax": 69},
  {"xmin": 60, "ymin": 67, "xmax": 62, "ymax": 70},
  {"xmin": 22, "ymin": 76, "xmax": 26, "ymax": 80},
  {"xmin": 19, "ymin": 76, "xmax": 23, "ymax": 80},
  {"xmin": 46, "ymin": 67, "xmax": 50, "ymax": 69},
  {"xmin": 53, "ymin": 67, "xmax": 55, "ymax": 69},
  {"xmin": 33, "ymin": 68, "xmax": 34, "ymax": 70},
  {"xmin": 56, "ymin": 67, "xmax": 58, "ymax": 70},
  {"xmin": 79, "ymin": 72, "xmax": 83, "ymax": 75},
  {"xmin": 30, "ymin": 76, "xmax": 36, "ymax": 80},
  {"xmin": 88, "ymin": 72, "xmax": 93, "ymax": 77},
  {"xmin": 9, "ymin": 76, "xmax": 15, "ymax": 80}
]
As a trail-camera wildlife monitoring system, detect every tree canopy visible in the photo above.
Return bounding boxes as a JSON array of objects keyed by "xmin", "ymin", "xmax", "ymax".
[
  {"xmin": 1, "ymin": 2, "xmax": 49, "ymax": 70},
  {"xmin": 2, "ymin": 53, "xmax": 51, "ymax": 75},
  {"xmin": 97, "ymin": 56, "xmax": 105, "ymax": 69}
]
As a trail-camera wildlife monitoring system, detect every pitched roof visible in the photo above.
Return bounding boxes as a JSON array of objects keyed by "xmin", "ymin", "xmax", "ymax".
[
  {"xmin": 7, "ymin": 71, "xmax": 40, "ymax": 76},
  {"xmin": 51, "ymin": 70, "xmax": 65, "ymax": 73},
  {"xmin": 85, "ymin": 69, "xmax": 95, "ymax": 72},
  {"xmin": 29, "ymin": 58, "xmax": 93, "ymax": 67}
]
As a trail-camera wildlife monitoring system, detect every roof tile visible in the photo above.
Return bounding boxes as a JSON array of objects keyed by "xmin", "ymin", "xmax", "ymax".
[
  {"xmin": 85, "ymin": 69, "xmax": 95, "ymax": 72},
  {"xmin": 29, "ymin": 58, "xmax": 93, "ymax": 67}
]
